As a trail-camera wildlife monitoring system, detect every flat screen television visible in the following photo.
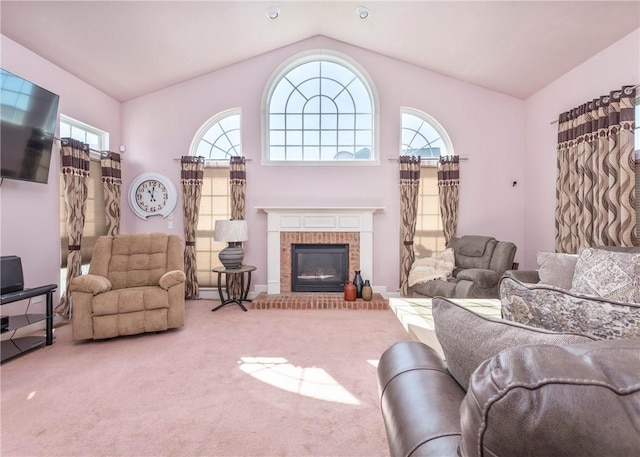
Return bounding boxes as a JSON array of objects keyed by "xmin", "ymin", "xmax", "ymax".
[{"xmin": 0, "ymin": 68, "xmax": 59, "ymax": 184}]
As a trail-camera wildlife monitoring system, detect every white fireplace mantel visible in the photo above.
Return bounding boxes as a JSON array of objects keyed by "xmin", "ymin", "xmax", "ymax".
[{"xmin": 256, "ymin": 207, "xmax": 384, "ymax": 294}]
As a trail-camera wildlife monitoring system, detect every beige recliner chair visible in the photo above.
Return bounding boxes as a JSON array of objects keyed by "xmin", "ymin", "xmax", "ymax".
[{"xmin": 70, "ymin": 233, "xmax": 186, "ymax": 340}]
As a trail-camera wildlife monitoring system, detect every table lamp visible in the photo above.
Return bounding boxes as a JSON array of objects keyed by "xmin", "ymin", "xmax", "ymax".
[{"xmin": 214, "ymin": 219, "xmax": 248, "ymax": 270}]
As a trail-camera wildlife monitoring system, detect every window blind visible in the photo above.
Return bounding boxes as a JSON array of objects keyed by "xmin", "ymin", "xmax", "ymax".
[
  {"xmin": 60, "ymin": 159, "xmax": 107, "ymax": 267},
  {"xmin": 413, "ymin": 166, "xmax": 447, "ymax": 257},
  {"xmin": 195, "ymin": 167, "xmax": 231, "ymax": 287}
]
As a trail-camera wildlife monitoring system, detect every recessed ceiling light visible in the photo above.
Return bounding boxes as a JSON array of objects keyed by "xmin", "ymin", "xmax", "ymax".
[
  {"xmin": 266, "ymin": 6, "xmax": 280, "ymax": 20},
  {"xmin": 356, "ymin": 6, "xmax": 370, "ymax": 20}
]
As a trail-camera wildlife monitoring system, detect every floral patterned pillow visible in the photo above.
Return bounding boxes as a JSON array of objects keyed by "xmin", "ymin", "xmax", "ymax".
[
  {"xmin": 571, "ymin": 248, "xmax": 640, "ymax": 303},
  {"xmin": 500, "ymin": 276, "xmax": 640, "ymax": 340}
]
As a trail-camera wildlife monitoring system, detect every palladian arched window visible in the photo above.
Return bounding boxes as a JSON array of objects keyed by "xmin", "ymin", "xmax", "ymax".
[{"xmin": 264, "ymin": 52, "xmax": 377, "ymax": 163}]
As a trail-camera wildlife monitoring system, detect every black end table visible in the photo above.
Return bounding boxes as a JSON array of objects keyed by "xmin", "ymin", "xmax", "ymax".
[
  {"xmin": 211, "ymin": 265, "xmax": 256, "ymax": 312},
  {"xmin": 1, "ymin": 284, "xmax": 57, "ymax": 362}
]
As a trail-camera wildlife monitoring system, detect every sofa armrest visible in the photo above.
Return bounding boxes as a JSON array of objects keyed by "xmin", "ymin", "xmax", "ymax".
[
  {"xmin": 159, "ymin": 270, "xmax": 186, "ymax": 290},
  {"xmin": 69, "ymin": 274, "xmax": 111, "ymax": 295},
  {"xmin": 499, "ymin": 275, "xmax": 640, "ymax": 340},
  {"xmin": 459, "ymin": 339, "xmax": 640, "ymax": 457},
  {"xmin": 378, "ymin": 341, "xmax": 465, "ymax": 457},
  {"xmin": 502, "ymin": 269, "xmax": 540, "ymax": 284},
  {"xmin": 456, "ymin": 268, "xmax": 499, "ymax": 288}
]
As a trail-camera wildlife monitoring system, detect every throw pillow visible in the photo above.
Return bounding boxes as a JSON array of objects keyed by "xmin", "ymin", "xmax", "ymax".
[
  {"xmin": 500, "ymin": 275, "xmax": 640, "ymax": 340},
  {"xmin": 571, "ymin": 248, "xmax": 640, "ymax": 303},
  {"xmin": 408, "ymin": 248, "xmax": 455, "ymax": 287},
  {"xmin": 536, "ymin": 251, "xmax": 578, "ymax": 289},
  {"xmin": 432, "ymin": 297, "xmax": 596, "ymax": 391}
]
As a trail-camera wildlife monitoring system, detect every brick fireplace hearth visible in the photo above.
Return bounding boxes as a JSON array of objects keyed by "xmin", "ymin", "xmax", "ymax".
[{"xmin": 251, "ymin": 292, "xmax": 388, "ymax": 310}]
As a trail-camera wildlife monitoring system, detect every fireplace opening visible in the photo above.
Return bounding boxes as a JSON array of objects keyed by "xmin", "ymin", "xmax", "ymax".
[{"xmin": 291, "ymin": 244, "xmax": 349, "ymax": 292}]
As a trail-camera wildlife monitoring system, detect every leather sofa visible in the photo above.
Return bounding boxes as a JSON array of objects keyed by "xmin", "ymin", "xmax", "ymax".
[
  {"xmin": 377, "ymin": 297, "xmax": 640, "ymax": 457},
  {"xmin": 70, "ymin": 233, "xmax": 186, "ymax": 340},
  {"xmin": 409, "ymin": 235, "xmax": 516, "ymax": 299}
]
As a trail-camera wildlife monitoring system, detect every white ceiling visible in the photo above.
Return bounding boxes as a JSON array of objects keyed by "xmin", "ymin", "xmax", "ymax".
[{"xmin": 1, "ymin": 1, "xmax": 639, "ymax": 102}]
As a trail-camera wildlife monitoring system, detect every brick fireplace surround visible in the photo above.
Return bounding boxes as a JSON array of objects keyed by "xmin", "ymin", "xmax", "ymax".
[
  {"xmin": 280, "ymin": 231, "xmax": 359, "ymax": 293},
  {"xmin": 257, "ymin": 207, "xmax": 384, "ymax": 296}
]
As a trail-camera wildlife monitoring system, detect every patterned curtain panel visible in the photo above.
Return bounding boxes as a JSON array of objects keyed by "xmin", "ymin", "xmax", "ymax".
[
  {"xmin": 56, "ymin": 138, "xmax": 90, "ymax": 317},
  {"xmin": 437, "ymin": 155, "xmax": 460, "ymax": 244},
  {"xmin": 399, "ymin": 155, "xmax": 421, "ymax": 296},
  {"xmin": 229, "ymin": 156, "xmax": 247, "ymax": 296},
  {"xmin": 230, "ymin": 156, "xmax": 247, "ymax": 220},
  {"xmin": 556, "ymin": 85, "xmax": 637, "ymax": 253},
  {"xmin": 181, "ymin": 156, "xmax": 205, "ymax": 299},
  {"xmin": 100, "ymin": 152, "xmax": 122, "ymax": 236}
]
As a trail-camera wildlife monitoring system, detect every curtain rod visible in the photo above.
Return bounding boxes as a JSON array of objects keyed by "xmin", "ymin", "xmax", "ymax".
[
  {"xmin": 549, "ymin": 83, "xmax": 639, "ymax": 125},
  {"xmin": 54, "ymin": 137, "xmax": 114, "ymax": 158},
  {"xmin": 172, "ymin": 158, "xmax": 252, "ymax": 163},
  {"xmin": 387, "ymin": 156, "xmax": 468, "ymax": 162}
]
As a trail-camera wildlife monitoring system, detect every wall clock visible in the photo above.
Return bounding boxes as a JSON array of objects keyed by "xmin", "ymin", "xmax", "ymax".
[{"xmin": 128, "ymin": 172, "xmax": 178, "ymax": 220}]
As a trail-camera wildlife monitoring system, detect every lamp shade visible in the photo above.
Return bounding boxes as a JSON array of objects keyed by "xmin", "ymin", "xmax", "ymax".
[{"xmin": 214, "ymin": 220, "xmax": 248, "ymax": 243}]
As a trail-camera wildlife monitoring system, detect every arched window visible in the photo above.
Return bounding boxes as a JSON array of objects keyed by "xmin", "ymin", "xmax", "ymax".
[
  {"xmin": 264, "ymin": 52, "xmax": 376, "ymax": 163},
  {"xmin": 401, "ymin": 108, "xmax": 453, "ymax": 159},
  {"xmin": 189, "ymin": 110, "xmax": 242, "ymax": 288},
  {"xmin": 192, "ymin": 110, "xmax": 241, "ymax": 161},
  {"xmin": 400, "ymin": 108, "xmax": 454, "ymax": 257}
]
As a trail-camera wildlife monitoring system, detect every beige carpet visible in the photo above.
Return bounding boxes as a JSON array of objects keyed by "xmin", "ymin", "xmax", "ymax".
[{"xmin": 1, "ymin": 300, "xmax": 410, "ymax": 457}]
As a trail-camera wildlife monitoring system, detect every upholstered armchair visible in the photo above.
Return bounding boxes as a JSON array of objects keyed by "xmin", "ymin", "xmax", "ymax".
[
  {"xmin": 409, "ymin": 235, "xmax": 517, "ymax": 299},
  {"xmin": 70, "ymin": 233, "xmax": 186, "ymax": 340}
]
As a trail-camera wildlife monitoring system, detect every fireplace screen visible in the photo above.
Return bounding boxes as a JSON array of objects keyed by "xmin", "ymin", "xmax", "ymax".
[{"xmin": 291, "ymin": 244, "xmax": 349, "ymax": 292}]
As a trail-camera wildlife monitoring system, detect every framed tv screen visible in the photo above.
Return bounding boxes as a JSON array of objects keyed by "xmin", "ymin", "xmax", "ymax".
[{"xmin": 0, "ymin": 68, "xmax": 59, "ymax": 184}]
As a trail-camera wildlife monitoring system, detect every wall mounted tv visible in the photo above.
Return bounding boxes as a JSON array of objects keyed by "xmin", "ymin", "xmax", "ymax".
[{"xmin": 1, "ymin": 68, "xmax": 59, "ymax": 184}]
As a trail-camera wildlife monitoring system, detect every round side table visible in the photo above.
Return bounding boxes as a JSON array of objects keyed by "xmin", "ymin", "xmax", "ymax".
[{"xmin": 211, "ymin": 265, "xmax": 256, "ymax": 312}]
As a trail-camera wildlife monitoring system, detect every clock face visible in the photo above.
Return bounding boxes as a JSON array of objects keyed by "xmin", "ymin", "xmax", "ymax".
[
  {"xmin": 135, "ymin": 179, "xmax": 168, "ymax": 214},
  {"xmin": 128, "ymin": 172, "xmax": 178, "ymax": 220}
]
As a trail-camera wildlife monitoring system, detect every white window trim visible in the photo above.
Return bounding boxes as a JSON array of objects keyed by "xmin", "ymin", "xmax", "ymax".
[
  {"xmin": 189, "ymin": 108, "xmax": 242, "ymax": 167},
  {"xmin": 59, "ymin": 114, "xmax": 110, "ymax": 155},
  {"xmin": 261, "ymin": 49, "xmax": 380, "ymax": 166},
  {"xmin": 400, "ymin": 107, "xmax": 454, "ymax": 166}
]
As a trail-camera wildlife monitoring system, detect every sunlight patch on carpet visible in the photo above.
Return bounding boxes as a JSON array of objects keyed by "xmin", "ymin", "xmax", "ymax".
[
  {"xmin": 238, "ymin": 356, "xmax": 360, "ymax": 405},
  {"xmin": 367, "ymin": 359, "xmax": 379, "ymax": 368}
]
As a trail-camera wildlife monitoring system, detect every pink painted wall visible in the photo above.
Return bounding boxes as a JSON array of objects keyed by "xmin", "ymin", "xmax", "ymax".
[
  {"xmin": 123, "ymin": 36, "xmax": 525, "ymax": 293},
  {"xmin": 523, "ymin": 28, "xmax": 640, "ymax": 269},
  {"xmin": 5, "ymin": 26, "xmax": 634, "ymax": 297},
  {"xmin": 0, "ymin": 35, "xmax": 122, "ymax": 308}
]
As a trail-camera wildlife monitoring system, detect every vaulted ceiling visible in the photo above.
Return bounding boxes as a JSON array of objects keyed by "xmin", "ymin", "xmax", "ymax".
[{"xmin": 2, "ymin": 1, "xmax": 639, "ymax": 102}]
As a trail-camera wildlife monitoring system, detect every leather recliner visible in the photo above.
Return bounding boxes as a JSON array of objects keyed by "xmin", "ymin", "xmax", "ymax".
[
  {"xmin": 410, "ymin": 235, "xmax": 516, "ymax": 299},
  {"xmin": 378, "ymin": 338, "xmax": 640, "ymax": 457}
]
